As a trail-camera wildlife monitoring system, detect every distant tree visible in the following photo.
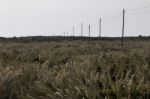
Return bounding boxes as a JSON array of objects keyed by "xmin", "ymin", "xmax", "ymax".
[
  {"xmin": 13, "ymin": 36, "xmax": 17, "ymax": 39},
  {"xmin": 138, "ymin": 35, "xmax": 142, "ymax": 38}
]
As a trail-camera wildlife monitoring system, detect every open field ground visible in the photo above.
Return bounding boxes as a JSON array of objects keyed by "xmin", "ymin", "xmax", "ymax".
[{"xmin": 0, "ymin": 37, "xmax": 150, "ymax": 99}]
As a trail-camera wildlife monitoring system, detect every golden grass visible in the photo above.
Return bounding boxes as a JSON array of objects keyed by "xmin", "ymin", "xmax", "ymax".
[{"xmin": 0, "ymin": 40, "xmax": 150, "ymax": 99}]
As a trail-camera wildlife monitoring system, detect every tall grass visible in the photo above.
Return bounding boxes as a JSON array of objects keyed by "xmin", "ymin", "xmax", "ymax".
[{"xmin": 0, "ymin": 40, "xmax": 150, "ymax": 99}]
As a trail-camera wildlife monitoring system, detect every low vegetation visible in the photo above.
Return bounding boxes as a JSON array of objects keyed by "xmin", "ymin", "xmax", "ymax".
[{"xmin": 0, "ymin": 38, "xmax": 150, "ymax": 99}]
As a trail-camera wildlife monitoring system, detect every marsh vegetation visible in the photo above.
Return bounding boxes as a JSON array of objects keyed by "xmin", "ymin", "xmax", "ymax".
[{"xmin": 0, "ymin": 38, "xmax": 150, "ymax": 99}]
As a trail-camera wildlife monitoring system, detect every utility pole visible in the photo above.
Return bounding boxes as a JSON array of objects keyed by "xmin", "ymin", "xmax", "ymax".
[
  {"xmin": 63, "ymin": 32, "xmax": 65, "ymax": 40},
  {"xmin": 67, "ymin": 32, "xmax": 68, "ymax": 37},
  {"xmin": 64, "ymin": 32, "xmax": 65, "ymax": 37},
  {"xmin": 81, "ymin": 23, "xmax": 83, "ymax": 37},
  {"xmin": 99, "ymin": 18, "xmax": 102, "ymax": 38},
  {"xmin": 122, "ymin": 9, "xmax": 125, "ymax": 46},
  {"xmin": 61, "ymin": 33, "xmax": 63, "ymax": 40},
  {"xmin": 89, "ymin": 24, "xmax": 91, "ymax": 39},
  {"xmin": 73, "ymin": 27, "xmax": 75, "ymax": 40},
  {"xmin": 73, "ymin": 27, "xmax": 74, "ymax": 37}
]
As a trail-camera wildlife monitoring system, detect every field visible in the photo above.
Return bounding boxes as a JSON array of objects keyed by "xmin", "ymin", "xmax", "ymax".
[{"xmin": 0, "ymin": 37, "xmax": 150, "ymax": 99}]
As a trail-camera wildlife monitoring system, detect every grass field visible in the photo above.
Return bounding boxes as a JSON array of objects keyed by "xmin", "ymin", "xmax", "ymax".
[{"xmin": 0, "ymin": 37, "xmax": 150, "ymax": 99}]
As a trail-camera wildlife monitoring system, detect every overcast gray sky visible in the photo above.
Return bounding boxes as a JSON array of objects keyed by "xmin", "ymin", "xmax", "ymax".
[{"xmin": 0, "ymin": 0, "xmax": 150, "ymax": 37}]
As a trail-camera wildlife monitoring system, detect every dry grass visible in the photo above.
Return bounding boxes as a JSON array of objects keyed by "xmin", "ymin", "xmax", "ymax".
[{"xmin": 0, "ymin": 40, "xmax": 150, "ymax": 99}]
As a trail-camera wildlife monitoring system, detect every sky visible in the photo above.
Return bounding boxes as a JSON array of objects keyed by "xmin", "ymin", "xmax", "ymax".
[{"xmin": 0, "ymin": 0, "xmax": 150, "ymax": 37}]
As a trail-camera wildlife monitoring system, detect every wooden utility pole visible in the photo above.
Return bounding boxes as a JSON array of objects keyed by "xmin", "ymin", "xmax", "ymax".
[
  {"xmin": 61, "ymin": 33, "xmax": 63, "ymax": 40},
  {"xmin": 73, "ymin": 27, "xmax": 74, "ymax": 37},
  {"xmin": 67, "ymin": 32, "xmax": 68, "ymax": 37},
  {"xmin": 122, "ymin": 9, "xmax": 125, "ymax": 46},
  {"xmin": 99, "ymin": 18, "xmax": 102, "ymax": 37},
  {"xmin": 64, "ymin": 32, "xmax": 65, "ymax": 37},
  {"xmin": 89, "ymin": 24, "xmax": 91, "ymax": 39},
  {"xmin": 81, "ymin": 23, "xmax": 83, "ymax": 37},
  {"xmin": 73, "ymin": 27, "xmax": 75, "ymax": 40},
  {"xmin": 99, "ymin": 18, "xmax": 102, "ymax": 38},
  {"xmin": 99, "ymin": 18, "xmax": 102, "ymax": 43}
]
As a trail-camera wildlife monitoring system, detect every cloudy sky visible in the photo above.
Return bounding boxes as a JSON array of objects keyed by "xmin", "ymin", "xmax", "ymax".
[{"xmin": 0, "ymin": 0, "xmax": 150, "ymax": 37}]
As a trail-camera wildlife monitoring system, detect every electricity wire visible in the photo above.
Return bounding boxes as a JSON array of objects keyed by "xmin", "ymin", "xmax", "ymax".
[
  {"xmin": 127, "ymin": 4, "xmax": 150, "ymax": 12},
  {"xmin": 102, "ymin": 12, "xmax": 122, "ymax": 23},
  {"xmin": 127, "ymin": 9, "xmax": 150, "ymax": 14},
  {"xmin": 66, "ymin": 4, "xmax": 150, "ymax": 36}
]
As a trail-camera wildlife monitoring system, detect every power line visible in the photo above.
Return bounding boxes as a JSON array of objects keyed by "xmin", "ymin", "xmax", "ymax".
[
  {"xmin": 127, "ymin": 4, "xmax": 150, "ymax": 12},
  {"xmin": 103, "ymin": 16, "xmax": 122, "ymax": 23},
  {"xmin": 102, "ymin": 12, "xmax": 122, "ymax": 23},
  {"xmin": 102, "ymin": 12, "xmax": 122, "ymax": 20},
  {"xmin": 64, "ymin": 4, "xmax": 150, "ymax": 38},
  {"xmin": 127, "ymin": 9, "xmax": 150, "ymax": 15}
]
